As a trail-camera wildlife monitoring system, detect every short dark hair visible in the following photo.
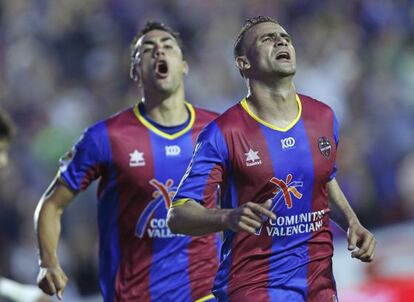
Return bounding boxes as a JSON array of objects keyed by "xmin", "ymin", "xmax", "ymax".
[
  {"xmin": 234, "ymin": 16, "xmax": 279, "ymax": 58},
  {"xmin": 130, "ymin": 21, "xmax": 185, "ymax": 64},
  {"xmin": 0, "ymin": 109, "xmax": 16, "ymax": 141}
]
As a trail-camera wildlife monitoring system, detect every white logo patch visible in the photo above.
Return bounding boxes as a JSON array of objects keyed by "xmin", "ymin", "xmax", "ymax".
[
  {"xmin": 245, "ymin": 148, "xmax": 262, "ymax": 167},
  {"xmin": 281, "ymin": 137, "xmax": 296, "ymax": 150},
  {"xmin": 129, "ymin": 150, "xmax": 145, "ymax": 167},
  {"xmin": 165, "ymin": 145, "xmax": 181, "ymax": 156}
]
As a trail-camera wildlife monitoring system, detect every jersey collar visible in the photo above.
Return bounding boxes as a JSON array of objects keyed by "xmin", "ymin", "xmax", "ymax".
[
  {"xmin": 133, "ymin": 102, "xmax": 195, "ymax": 140},
  {"xmin": 240, "ymin": 94, "xmax": 302, "ymax": 132}
]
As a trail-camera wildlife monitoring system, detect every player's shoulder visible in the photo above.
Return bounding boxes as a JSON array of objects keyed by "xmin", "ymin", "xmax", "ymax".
[
  {"xmin": 198, "ymin": 102, "xmax": 242, "ymax": 138},
  {"xmin": 84, "ymin": 106, "xmax": 135, "ymax": 139},
  {"xmin": 192, "ymin": 105, "xmax": 220, "ymax": 125},
  {"xmin": 299, "ymin": 93, "xmax": 334, "ymax": 114},
  {"xmin": 298, "ymin": 93, "xmax": 336, "ymax": 122},
  {"xmin": 193, "ymin": 105, "xmax": 219, "ymax": 119},
  {"xmin": 212, "ymin": 102, "xmax": 243, "ymax": 125},
  {"xmin": 104, "ymin": 106, "xmax": 136, "ymax": 126}
]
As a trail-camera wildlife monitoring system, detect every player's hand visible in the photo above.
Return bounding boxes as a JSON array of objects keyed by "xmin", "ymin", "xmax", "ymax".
[
  {"xmin": 37, "ymin": 265, "xmax": 68, "ymax": 300},
  {"xmin": 224, "ymin": 199, "xmax": 276, "ymax": 234},
  {"xmin": 347, "ymin": 222, "xmax": 376, "ymax": 262}
]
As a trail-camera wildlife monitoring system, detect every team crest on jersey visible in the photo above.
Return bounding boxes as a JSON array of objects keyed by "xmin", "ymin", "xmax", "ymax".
[
  {"xmin": 318, "ymin": 137, "xmax": 332, "ymax": 158},
  {"xmin": 135, "ymin": 179, "xmax": 182, "ymax": 238},
  {"xmin": 245, "ymin": 148, "xmax": 262, "ymax": 167},
  {"xmin": 129, "ymin": 149, "xmax": 145, "ymax": 167}
]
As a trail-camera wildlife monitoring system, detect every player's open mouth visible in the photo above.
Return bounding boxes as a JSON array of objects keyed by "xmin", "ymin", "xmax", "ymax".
[
  {"xmin": 155, "ymin": 60, "xmax": 169, "ymax": 78},
  {"xmin": 276, "ymin": 51, "xmax": 290, "ymax": 61}
]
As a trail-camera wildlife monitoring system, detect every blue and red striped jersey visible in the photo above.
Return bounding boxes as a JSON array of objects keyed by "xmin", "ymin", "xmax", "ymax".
[
  {"xmin": 174, "ymin": 94, "xmax": 339, "ymax": 302},
  {"xmin": 59, "ymin": 102, "xmax": 219, "ymax": 302}
]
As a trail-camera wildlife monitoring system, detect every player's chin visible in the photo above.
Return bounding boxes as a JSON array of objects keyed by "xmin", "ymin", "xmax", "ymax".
[
  {"xmin": 153, "ymin": 80, "xmax": 175, "ymax": 92},
  {"xmin": 273, "ymin": 66, "xmax": 296, "ymax": 77},
  {"xmin": 280, "ymin": 67, "xmax": 296, "ymax": 76}
]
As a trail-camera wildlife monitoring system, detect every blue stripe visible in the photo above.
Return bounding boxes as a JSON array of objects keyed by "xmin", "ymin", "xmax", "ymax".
[
  {"xmin": 212, "ymin": 168, "xmax": 237, "ymax": 301},
  {"xmin": 259, "ymin": 119, "xmax": 314, "ymax": 301},
  {"xmin": 148, "ymin": 131, "xmax": 194, "ymax": 301},
  {"xmin": 97, "ymin": 124, "xmax": 121, "ymax": 302},
  {"xmin": 174, "ymin": 122, "xmax": 229, "ymax": 204},
  {"xmin": 329, "ymin": 111, "xmax": 340, "ymax": 180}
]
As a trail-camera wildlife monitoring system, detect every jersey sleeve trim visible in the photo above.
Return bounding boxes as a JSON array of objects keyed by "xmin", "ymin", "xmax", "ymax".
[
  {"xmin": 56, "ymin": 170, "xmax": 80, "ymax": 193},
  {"xmin": 133, "ymin": 101, "xmax": 196, "ymax": 140},
  {"xmin": 195, "ymin": 294, "xmax": 215, "ymax": 302},
  {"xmin": 171, "ymin": 198, "xmax": 192, "ymax": 208}
]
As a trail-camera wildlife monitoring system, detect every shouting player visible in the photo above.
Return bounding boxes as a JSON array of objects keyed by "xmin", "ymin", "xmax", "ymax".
[
  {"xmin": 168, "ymin": 16, "xmax": 376, "ymax": 301},
  {"xmin": 35, "ymin": 22, "xmax": 219, "ymax": 302}
]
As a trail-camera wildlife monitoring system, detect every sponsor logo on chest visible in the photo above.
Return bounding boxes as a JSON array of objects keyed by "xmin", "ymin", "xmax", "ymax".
[
  {"xmin": 281, "ymin": 137, "xmax": 296, "ymax": 150},
  {"xmin": 135, "ymin": 178, "xmax": 185, "ymax": 239},
  {"xmin": 165, "ymin": 145, "xmax": 181, "ymax": 157}
]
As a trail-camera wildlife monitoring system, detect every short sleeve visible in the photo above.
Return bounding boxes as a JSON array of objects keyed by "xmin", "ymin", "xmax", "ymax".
[
  {"xmin": 328, "ymin": 112, "xmax": 340, "ymax": 181},
  {"xmin": 58, "ymin": 122, "xmax": 108, "ymax": 191},
  {"xmin": 173, "ymin": 122, "xmax": 228, "ymax": 207}
]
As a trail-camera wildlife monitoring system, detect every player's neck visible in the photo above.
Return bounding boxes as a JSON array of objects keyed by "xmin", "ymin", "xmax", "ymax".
[
  {"xmin": 141, "ymin": 88, "xmax": 189, "ymax": 127},
  {"xmin": 246, "ymin": 78, "xmax": 298, "ymax": 127}
]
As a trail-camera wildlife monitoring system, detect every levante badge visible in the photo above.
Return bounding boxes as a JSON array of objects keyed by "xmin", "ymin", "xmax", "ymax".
[{"xmin": 318, "ymin": 137, "xmax": 332, "ymax": 158}]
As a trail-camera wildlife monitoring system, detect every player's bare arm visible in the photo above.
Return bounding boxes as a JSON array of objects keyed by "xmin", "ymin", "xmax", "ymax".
[
  {"xmin": 168, "ymin": 199, "xmax": 275, "ymax": 235},
  {"xmin": 328, "ymin": 178, "xmax": 376, "ymax": 262},
  {"xmin": 34, "ymin": 177, "xmax": 76, "ymax": 299}
]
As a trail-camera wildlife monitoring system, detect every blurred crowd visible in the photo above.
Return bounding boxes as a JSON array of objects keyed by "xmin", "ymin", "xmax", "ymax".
[{"xmin": 0, "ymin": 0, "xmax": 413, "ymax": 298}]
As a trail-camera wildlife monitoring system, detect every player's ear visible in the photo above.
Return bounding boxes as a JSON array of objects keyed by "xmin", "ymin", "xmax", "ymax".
[
  {"xmin": 235, "ymin": 56, "xmax": 250, "ymax": 73},
  {"xmin": 130, "ymin": 64, "xmax": 141, "ymax": 83},
  {"xmin": 182, "ymin": 60, "xmax": 189, "ymax": 76}
]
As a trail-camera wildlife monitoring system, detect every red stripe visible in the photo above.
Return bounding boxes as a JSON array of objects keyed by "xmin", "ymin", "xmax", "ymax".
[
  {"xmin": 216, "ymin": 105, "xmax": 273, "ymax": 302},
  {"xmin": 191, "ymin": 107, "xmax": 219, "ymax": 144},
  {"xmin": 300, "ymin": 95, "xmax": 337, "ymax": 301},
  {"xmin": 187, "ymin": 234, "xmax": 219, "ymax": 300},
  {"xmin": 106, "ymin": 109, "xmax": 154, "ymax": 301}
]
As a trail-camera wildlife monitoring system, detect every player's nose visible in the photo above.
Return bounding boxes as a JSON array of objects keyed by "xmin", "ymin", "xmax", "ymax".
[
  {"xmin": 154, "ymin": 45, "xmax": 165, "ymax": 58},
  {"xmin": 275, "ymin": 35, "xmax": 288, "ymax": 47}
]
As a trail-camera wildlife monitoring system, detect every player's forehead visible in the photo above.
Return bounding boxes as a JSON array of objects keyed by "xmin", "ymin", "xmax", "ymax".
[
  {"xmin": 135, "ymin": 29, "xmax": 178, "ymax": 49},
  {"xmin": 245, "ymin": 22, "xmax": 288, "ymax": 43}
]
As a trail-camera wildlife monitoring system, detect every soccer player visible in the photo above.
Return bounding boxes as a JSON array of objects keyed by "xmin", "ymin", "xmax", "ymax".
[
  {"xmin": 34, "ymin": 22, "xmax": 219, "ymax": 302},
  {"xmin": 168, "ymin": 16, "xmax": 376, "ymax": 301}
]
